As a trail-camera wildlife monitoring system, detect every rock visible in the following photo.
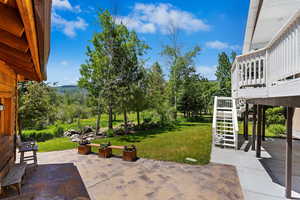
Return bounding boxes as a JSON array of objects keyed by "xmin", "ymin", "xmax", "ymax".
[
  {"xmin": 86, "ymin": 137, "xmax": 94, "ymax": 141},
  {"xmin": 83, "ymin": 126, "xmax": 93, "ymax": 133},
  {"xmin": 71, "ymin": 138, "xmax": 80, "ymax": 143},
  {"xmin": 185, "ymin": 157, "xmax": 197, "ymax": 163},
  {"xmin": 70, "ymin": 134, "xmax": 80, "ymax": 139},
  {"xmin": 64, "ymin": 131, "xmax": 71, "ymax": 137},
  {"xmin": 88, "ymin": 133, "xmax": 95, "ymax": 137},
  {"xmin": 69, "ymin": 129, "xmax": 80, "ymax": 135}
]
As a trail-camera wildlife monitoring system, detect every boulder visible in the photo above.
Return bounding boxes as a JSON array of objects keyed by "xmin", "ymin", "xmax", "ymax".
[
  {"xmin": 71, "ymin": 138, "xmax": 81, "ymax": 143},
  {"xmin": 70, "ymin": 134, "xmax": 80, "ymax": 139},
  {"xmin": 83, "ymin": 126, "xmax": 93, "ymax": 133}
]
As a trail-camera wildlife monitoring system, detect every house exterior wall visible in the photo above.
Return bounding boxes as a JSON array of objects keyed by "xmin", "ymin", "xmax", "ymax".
[{"xmin": 0, "ymin": 61, "xmax": 17, "ymax": 182}]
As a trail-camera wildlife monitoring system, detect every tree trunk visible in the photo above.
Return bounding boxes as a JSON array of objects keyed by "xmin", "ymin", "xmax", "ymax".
[
  {"xmin": 96, "ymin": 113, "xmax": 101, "ymax": 135},
  {"xmin": 137, "ymin": 111, "xmax": 140, "ymax": 126},
  {"xmin": 124, "ymin": 109, "xmax": 128, "ymax": 133},
  {"xmin": 113, "ymin": 113, "xmax": 117, "ymax": 121},
  {"xmin": 108, "ymin": 104, "xmax": 113, "ymax": 129}
]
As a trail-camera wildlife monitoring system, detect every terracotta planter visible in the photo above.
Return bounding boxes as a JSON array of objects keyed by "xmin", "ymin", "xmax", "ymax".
[
  {"xmin": 123, "ymin": 149, "xmax": 137, "ymax": 161},
  {"xmin": 99, "ymin": 148, "xmax": 112, "ymax": 158},
  {"xmin": 78, "ymin": 145, "xmax": 91, "ymax": 155}
]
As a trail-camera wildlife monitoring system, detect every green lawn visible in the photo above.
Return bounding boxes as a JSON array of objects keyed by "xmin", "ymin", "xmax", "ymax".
[
  {"xmin": 38, "ymin": 121, "xmax": 212, "ymax": 165},
  {"xmin": 238, "ymin": 121, "xmax": 277, "ymax": 137}
]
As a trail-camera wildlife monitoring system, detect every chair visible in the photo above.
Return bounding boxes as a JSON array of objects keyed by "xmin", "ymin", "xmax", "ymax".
[{"xmin": 16, "ymin": 135, "xmax": 38, "ymax": 168}]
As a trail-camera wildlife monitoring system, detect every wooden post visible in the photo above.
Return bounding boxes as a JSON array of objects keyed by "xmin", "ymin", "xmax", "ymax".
[
  {"xmin": 252, "ymin": 105, "xmax": 257, "ymax": 151},
  {"xmin": 285, "ymin": 107, "xmax": 294, "ymax": 198},
  {"xmin": 262, "ymin": 106, "xmax": 266, "ymax": 141},
  {"xmin": 256, "ymin": 105, "xmax": 262, "ymax": 158},
  {"xmin": 244, "ymin": 103, "xmax": 249, "ymax": 140}
]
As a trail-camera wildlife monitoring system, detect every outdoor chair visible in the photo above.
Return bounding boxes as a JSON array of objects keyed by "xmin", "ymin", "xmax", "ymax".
[{"xmin": 16, "ymin": 135, "xmax": 38, "ymax": 168}]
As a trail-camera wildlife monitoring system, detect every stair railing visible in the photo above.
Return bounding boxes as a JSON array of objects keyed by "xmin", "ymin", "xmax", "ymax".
[
  {"xmin": 232, "ymin": 98, "xmax": 239, "ymax": 150},
  {"xmin": 212, "ymin": 96, "xmax": 218, "ymax": 146}
]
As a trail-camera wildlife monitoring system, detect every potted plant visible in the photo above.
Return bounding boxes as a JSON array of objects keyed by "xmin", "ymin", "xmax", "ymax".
[
  {"xmin": 123, "ymin": 145, "xmax": 137, "ymax": 161},
  {"xmin": 99, "ymin": 142, "xmax": 112, "ymax": 158},
  {"xmin": 77, "ymin": 139, "xmax": 91, "ymax": 155}
]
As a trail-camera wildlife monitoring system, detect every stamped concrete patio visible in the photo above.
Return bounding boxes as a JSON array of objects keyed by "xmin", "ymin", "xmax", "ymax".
[{"xmin": 8, "ymin": 149, "xmax": 244, "ymax": 200}]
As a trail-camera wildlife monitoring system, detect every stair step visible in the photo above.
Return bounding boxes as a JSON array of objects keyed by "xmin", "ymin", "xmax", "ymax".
[
  {"xmin": 217, "ymin": 129, "xmax": 234, "ymax": 133},
  {"xmin": 223, "ymin": 138, "xmax": 234, "ymax": 141}
]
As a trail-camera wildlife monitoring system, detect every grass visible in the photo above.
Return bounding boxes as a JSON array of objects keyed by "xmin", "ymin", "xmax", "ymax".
[
  {"xmin": 37, "ymin": 120, "xmax": 212, "ymax": 165},
  {"xmin": 238, "ymin": 121, "xmax": 278, "ymax": 137}
]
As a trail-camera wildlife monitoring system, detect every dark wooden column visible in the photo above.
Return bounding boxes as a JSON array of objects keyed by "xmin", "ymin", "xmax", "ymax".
[
  {"xmin": 256, "ymin": 105, "xmax": 262, "ymax": 158},
  {"xmin": 244, "ymin": 103, "xmax": 249, "ymax": 140},
  {"xmin": 262, "ymin": 106, "xmax": 266, "ymax": 141},
  {"xmin": 252, "ymin": 105, "xmax": 257, "ymax": 151},
  {"xmin": 285, "ymin": 107, "xmax": 294, "ymax": 198}
]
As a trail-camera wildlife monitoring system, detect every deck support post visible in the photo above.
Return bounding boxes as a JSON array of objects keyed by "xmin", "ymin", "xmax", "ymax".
[
  {"xmin": 256, "ymin": 105, "xmax": 262, "ymax": 158},
  {"xmin": 244, "ymin": 103, "xmax": 249, "ymax": 140},
  {"xmin": 285, "ymin": 107, "xmax": 294, "ymax": 198},
  {"xmin": 252, "ymin": 105, "xmax": 257, "ymax": 151},
  {"xmin": 262, "ymin": 106, "xmax": 266, "ymax": 141}
]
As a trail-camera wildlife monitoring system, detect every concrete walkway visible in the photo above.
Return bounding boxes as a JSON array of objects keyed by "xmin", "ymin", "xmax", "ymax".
[
  {"xmin": 211, "ymin": 143, "xmax": 300, "ymax": 200},
  {"xmin": 12, "ymin": 149, "xmax": 244, "ymax": 200}
]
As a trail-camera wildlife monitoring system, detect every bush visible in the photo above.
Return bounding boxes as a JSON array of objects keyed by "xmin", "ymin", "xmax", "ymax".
[
  {"xmin": 21, "ymin": 130, "xmax": 54, "ymax": 142},
  {"xmin": 54, "ymin": 124, "xmax": 64, "ymax": 137},
  {"xmin": 106, "ymin": 129, "xmax": 115, "ymax": 137},
  {"xmin": 266, "ymin": 107, "xmax": 285, "ymax": 126},
  {"xmin": 268, "ymin": 124, "xmax": 286, "ymax": 136}
]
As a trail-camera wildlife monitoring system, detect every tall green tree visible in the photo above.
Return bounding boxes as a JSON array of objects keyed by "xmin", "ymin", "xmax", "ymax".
[
  {"xmin": 18, "ymin": 82, "xmax": 57, "ymax": 130},
  {"xmin": 147, "ymin": 62, "xmax": 168, "ymax": 123},
  {"xmin": 162, "ymin": 45, "xmax": 201, "ymax": 119},
  {"xmin": 215, "ymin": 52, "xmax": 236, "ymax": 97}
]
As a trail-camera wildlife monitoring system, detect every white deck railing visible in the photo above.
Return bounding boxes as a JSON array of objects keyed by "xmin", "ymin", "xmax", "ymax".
[{"xmin": 232, "ymin": 9, "xmax": 300, "ymax": 98}]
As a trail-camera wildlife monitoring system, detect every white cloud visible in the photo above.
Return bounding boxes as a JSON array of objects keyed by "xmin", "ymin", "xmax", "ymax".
[
  {"xmin": 116, "ymin": 3, "xmax": 210, "ymax": 34},
  {"xmin": 206, "ymin": 40, "xmax": 241, "ymax": 50},
  {"xmin": 52, "ymin": 0, "xmax": 81, "ymax": 13},
  {"xmin": 197, "ymin": 65, "xmax": 217, "ymax": 80},
  {"xmin": 52, "ymin": 12, "xmax": 88, "ymax": 38},
  {"xmin": 60, "ymin": 60, "xmax": 69, "ymax": 65}
]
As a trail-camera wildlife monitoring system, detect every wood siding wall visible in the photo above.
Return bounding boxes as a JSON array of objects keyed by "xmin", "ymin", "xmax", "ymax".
[{"xmin": 0, "ymin": 61, "xmax": 17, "ymax": 181}]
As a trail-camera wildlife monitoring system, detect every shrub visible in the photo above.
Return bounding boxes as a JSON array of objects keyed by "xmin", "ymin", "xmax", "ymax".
[
  {"xmin": 268, "ymin": 124, "xmax": 286, "ymax": 136},
  {"xmin": 106, "ymin": 129, "xmax": 114, "ymax": 137},
  {"xmin": 266, "ymin": 107, "xmax": 285, "ymax": 126},
  {"xmin": 54, "ymin": 125, "xmax": 64, "ymax": 137}
]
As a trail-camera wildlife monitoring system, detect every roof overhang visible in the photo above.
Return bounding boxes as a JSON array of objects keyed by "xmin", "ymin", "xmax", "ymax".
[{"xmin": 0, "ymin": 0, "xmax": 51, "ymax": 81}]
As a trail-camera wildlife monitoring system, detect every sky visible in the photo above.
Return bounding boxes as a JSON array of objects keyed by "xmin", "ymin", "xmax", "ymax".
[{"xmin": 48, "ymin": 0, "xmax": 250, "ymax": 85}]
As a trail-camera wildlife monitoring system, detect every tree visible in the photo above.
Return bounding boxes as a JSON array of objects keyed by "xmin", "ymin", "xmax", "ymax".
[
  {"xmin": 162, "ymin": 45, "xmax": 201, "ymax": 119},
  {"xmin": 147, "ymin": 62, "xmax": 168, "ymax": 123},
  {"xmin": 79, "ymin": 10, "xmax": 148, "ymax": 132},
  {"xmin": 215, "ymin": 52, "xmax": 236, "ymax": 97},
  {"xmin": 130, "ymin": 67, "xmax": 148, "ymax": 126},
  {"xmin": 18, "ymin": 82, "xmax": 57, "ymax": 130}
]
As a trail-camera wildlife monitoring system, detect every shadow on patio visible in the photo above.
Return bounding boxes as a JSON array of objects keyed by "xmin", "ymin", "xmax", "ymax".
[
  {"xmin": 259, "ymin": 138, "xmax": 300, "ymax": 195},
  {"xmin": 0, "ymin": 163, "xmax": 90, "ymax": 200}
]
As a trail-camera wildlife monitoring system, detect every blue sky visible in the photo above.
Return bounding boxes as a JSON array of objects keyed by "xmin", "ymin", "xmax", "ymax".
[{"xmin": 48, "ymin": 0, "xmax": 249, "ymax": 85}]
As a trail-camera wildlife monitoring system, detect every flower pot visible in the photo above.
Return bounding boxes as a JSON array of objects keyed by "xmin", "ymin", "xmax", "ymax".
[
  {"xmin": 78, "ymin": 145, "xmax": 91, "ymax": 155},
  {"xmin": 99, "ymin": 148, "xmax": 112, "ymax": 158},
  {"xmin": 123, "ymin": 149, "xmax": 137, "ymax": 161}
]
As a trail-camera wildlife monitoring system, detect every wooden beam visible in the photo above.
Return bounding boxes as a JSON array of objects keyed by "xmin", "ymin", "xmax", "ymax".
[
  {"xmin": 0, "ymin": 43, "xmax": 32, "ymax": 64},
  {"xmin": 247, "ymin": 96, "xmax": 300, "ymax": 108},
  {"xmin": 256, "ymin": 105, "xmax": 262, "ymax": 158},
  {"xmin": 244, "ymin": 103, "xmax": 249, "ymax": 140},
  {"xmin": 0, "ymin": 4, "xmax": 24, "ymax": 37},
  {"xmin": 16, "ymin": 0, "xmax": 42, "ymax": 81},
  {"xmin": 9, "ymin": 64, "xmax": 37, "ymax": 80},
  {"xmin": 0, "ymin": 29, "xmax": 28, "ymax": 52},
  {"xmin": 0, "ymin": 0, "xmax": 17, "ymax": 8},
  {"xmin": 285, "ymin": 107, "xmax": 294, "ymax": 198},
  {"xmin": 252, "ymin": 105, "xmax": 257, "ymax": 151},
  {"xmin": 33, "ymin": 0, "xmax": 52, "ymax": 80}
]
